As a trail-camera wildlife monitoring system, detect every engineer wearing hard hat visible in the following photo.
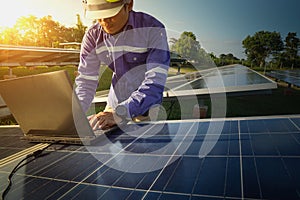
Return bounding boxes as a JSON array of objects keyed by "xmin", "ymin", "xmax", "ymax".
[{"xmin": 75, "ymin": 0, "xmax": 170, "ymax": 130}]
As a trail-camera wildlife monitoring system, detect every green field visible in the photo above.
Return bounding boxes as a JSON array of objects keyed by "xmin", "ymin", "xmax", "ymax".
[{"xmin": 163, "ymin": 84, "xmax": 300, "ymax": 120}]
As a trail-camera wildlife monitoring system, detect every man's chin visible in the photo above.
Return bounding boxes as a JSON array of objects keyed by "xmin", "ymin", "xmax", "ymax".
[{"xmin": 104, "ymin": 27, "xmax": 122, "ymax": 35}]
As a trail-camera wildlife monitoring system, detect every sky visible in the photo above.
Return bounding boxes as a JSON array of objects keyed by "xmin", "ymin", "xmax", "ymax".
[{"xmin": 0, "ymin": 0, "xmax": 299, "ymax": 59}]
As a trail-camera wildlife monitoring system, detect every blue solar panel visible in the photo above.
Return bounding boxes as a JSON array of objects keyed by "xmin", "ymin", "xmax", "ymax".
[
  {"xmin": 266, "ymin": 70, "xmax": 300, "ymax": 87},
  {"xmin": 1, "ymin": 115, "xmax": 300, "ymax": 199},
  {"xmin": 0, "ymin": 127, "xmax": 37, "ymax": 159},
  {"xmin": 165, "ymin": 65, "xmax": 277, "ymax": 96}
]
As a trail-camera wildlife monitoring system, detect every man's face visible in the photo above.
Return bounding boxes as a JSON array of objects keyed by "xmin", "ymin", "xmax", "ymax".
[{"xmin": 98, "ymin": 5, "xmax": 130, "ymax": 35}]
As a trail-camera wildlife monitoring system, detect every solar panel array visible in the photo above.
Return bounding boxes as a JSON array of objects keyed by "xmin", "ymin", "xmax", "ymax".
[
  {"xmin": 1, "ymin": 115, "xmax": 300, "ymax": 200},
  {"xmin": 164, "ymin": 65, "xmax": 277, "ymax": 98},
  {"xmin": 266, "ymin": 70, "xmax": 300, "ymax": 87},
  {"xmin": 0, "ymin": 45, "xmax": 80, "ymax": 67}
]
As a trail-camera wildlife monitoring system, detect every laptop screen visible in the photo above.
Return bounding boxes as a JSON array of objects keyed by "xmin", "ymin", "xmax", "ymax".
[{"xmin": 0, "ymin": 70, "xmax": 94, "ymax": 138}]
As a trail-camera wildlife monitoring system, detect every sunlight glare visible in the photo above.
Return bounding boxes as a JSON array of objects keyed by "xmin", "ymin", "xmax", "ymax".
[
  {"xmin": 0, "ymin": 1, "xmax": 32, "ymax": 27},
  {"xmin": 0, "ymin": 0, "xmax": 85, "ymax": 28}
]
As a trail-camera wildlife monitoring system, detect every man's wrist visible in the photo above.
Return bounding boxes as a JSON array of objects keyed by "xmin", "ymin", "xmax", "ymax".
[{"xmin": 115, "ymin": 104, "xmax": 130, "ymax": 122}]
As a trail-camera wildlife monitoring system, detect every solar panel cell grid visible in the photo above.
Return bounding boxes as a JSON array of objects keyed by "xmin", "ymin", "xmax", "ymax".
[{"xmin": 0, "ymin": 116, "xmax": 300, "ymax": 199}]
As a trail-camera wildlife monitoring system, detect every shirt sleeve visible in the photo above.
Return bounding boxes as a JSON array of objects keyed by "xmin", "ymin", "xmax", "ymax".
[
  {"xmin": 75, "ymin": 29, "xmax": 101, "ymax": 113},
  {"xmin": 121, "ymin": 26, "xmax": 170, "ymax": 118}
]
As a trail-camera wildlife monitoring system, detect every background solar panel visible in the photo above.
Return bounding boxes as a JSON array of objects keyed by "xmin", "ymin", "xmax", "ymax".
[
  {"xmin": 266, "ymin": 70, "xmax": 300, "ymax": 87},
  {"xmin": 1, "ymin": 115, "xmax": 300, "ymax": 199},
  {"xmin": 165, "ymin": 65, "xmax": 277, "ymax": 94},
  {"xmin": 0, "ymin": 45, "xmax": 79, "ymax": 67}
]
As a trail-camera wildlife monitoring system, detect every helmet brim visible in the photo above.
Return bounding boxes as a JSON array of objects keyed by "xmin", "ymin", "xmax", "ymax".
[{"xmin": 85, "ymin": 4, "xmax": 124, "ymax": 19}]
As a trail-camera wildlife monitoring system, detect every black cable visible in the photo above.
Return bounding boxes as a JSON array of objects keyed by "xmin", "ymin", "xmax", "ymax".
[
  {"xmin": 167, "ymin": 100, "xmax": 176, "ymax": 119},
  {"xmin": 1, "ymin": 141, "xmax": 60, "ymax": 200}
]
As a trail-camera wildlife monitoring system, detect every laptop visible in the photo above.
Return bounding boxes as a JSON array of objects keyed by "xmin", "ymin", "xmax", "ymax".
[{"xmin": 0, "ymin": 70, "xmax": 116, "ymax": 145}]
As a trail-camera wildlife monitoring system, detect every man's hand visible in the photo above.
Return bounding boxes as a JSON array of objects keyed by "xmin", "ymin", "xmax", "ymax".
[{"xmin": 88, "ymin": 111, "xmax": 122, "ymax": 130}]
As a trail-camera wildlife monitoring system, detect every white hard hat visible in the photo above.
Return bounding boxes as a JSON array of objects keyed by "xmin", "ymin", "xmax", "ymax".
[{"xmin": 82, "ymin": 0, "xmax": 130, "ymax": 19}]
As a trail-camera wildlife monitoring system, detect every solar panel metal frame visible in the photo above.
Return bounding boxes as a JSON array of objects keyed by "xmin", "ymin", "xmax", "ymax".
[
  {"xmin": 164, "ymin": 64, "xmax": 277, "ymax": 98},
  {"xmin": 0, "ymin": 44, "xmax": 80, "ymax": 67}
]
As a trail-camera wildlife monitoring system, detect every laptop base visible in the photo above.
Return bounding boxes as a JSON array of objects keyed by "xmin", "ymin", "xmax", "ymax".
[
  {"xmin": 21, "ymin": 135, "xmax": 101, "ymax": 146},
  {"xmin": 20, "ymin": 126, "xmax": 119, "ymax": 145}
]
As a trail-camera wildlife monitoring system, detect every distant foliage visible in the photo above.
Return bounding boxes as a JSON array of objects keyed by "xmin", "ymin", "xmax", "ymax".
[
  {"xmin": 1, "ymin": 14, "xmax": 299, "ymax": 69},
  {"xmin": 170, "ymin": 31, "xmax": 215, "ymax": 67},
  {"xmin": 243, "ymin": 31, "xmax": 300, "ymax": 69},
  {"xmin": 0, "ymin": 15, "xmax": 87, "ymax": 47},
  {"xmin": 212, "ymin": 53, "xmax": 240, "ymax": 66}
]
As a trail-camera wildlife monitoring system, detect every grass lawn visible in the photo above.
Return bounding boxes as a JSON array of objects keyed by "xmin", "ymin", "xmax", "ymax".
[
  {"xmin": 226, "ymin": 88, "xmax": 299, "ymax": 117},
  {"xmin": 162, "ymin": 85, "xmax": 300, "ymax": 120},
  {"xmin": 225, "ymin": 85, "xmax": 300, "ymax": 118}
]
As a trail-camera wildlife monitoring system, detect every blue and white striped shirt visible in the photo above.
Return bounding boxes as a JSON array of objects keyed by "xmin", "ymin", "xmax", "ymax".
[{"xmin": 75, "ymin": 10, "xmax": 170, "ymax": 118}]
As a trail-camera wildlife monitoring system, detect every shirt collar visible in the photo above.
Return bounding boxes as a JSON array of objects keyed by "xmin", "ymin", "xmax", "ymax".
[{"xmin": 124, "ymin": 11, "xmax": 134, "ymax": 30}]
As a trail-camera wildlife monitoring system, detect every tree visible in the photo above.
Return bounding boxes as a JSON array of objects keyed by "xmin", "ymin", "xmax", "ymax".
[
  {"xmin": 0, "ymin": 14, "xmax": 87, "ymax": 47},
  {"xmin": 197, "ymin": 48, "xmax": 215, "ymax": 66},
  {"xmin": 74, "ymin": 14, "xmax": 87, "ymax": 43},
  {"xmin": 14, "ymin": 15, "xmax": 40, "ymax": 46},
  {"xmin": 169, "ymin": 37, "xmax": 178, "ymax": 47},
  {"xmin": 272, "ymin": 51, "xmax": 286, "ymax": 69},
  {"xmin": 38, "ymin": 16, "xmax": 61, "ymax": 47},
  {"xmin": 0, "ymin": 27, "xmax": 21, "ymax": 45},
  {"xmin": 242, "ymin": 31, "xmax": 284, "ymax": 68},
  {"xmin": 284, "ymin": 32, "xmax": 300, "ymax": 69},
  {"xmin": 171, "ymin": 31, "xmax": 201, "ymax": 61},
  {"xmin": 170, "ymin": 31, "xmax": 221, "ymax": 67},
  {"xmin": 218, "ymin": 53, "xmax": 239, "ymax": 66}
]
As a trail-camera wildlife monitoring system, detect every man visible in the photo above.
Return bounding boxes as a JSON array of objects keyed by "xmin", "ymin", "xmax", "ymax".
[{"xmin": 76, "ymin": 0, "xmax": 170, "ymax": 130}]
